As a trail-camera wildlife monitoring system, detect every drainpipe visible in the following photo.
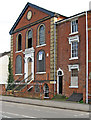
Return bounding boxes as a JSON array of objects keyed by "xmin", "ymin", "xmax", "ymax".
[
  {"xmin": 86, "ymin": 11, "xmax": 88, "ymax": 104},
  {"xmin": 54, "ymin": 23, "xmax": 56, "ymax": 96}
]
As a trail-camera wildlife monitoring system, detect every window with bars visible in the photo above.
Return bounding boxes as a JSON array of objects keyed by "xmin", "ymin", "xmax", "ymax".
[
  {"xmin": 37, "ymin": 50, "xmax": 45, "ymax": 72},
  {"xmin": 71, "ymin": 19, "xmax": 78, "ymax": 33}
]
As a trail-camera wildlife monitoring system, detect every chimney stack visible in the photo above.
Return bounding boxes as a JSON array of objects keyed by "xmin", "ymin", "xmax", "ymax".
[{"xmin": 89, "ymin": 1, "xmax": 91, "ymax": 10}]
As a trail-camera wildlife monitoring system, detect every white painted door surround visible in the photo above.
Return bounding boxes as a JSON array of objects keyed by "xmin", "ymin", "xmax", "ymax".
[{"xmin": 23, "ymin": 48, "xmax": 34, "ymax": 82}]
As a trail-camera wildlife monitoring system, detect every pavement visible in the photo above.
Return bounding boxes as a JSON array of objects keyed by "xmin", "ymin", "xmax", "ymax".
[{"xmin": 0, "ymin": 95, "xmax": 90, "ymax": 112}]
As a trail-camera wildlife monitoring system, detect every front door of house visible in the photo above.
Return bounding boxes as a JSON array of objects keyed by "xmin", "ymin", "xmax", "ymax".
[
  {"xmin": 59, "ymin": 76, "xmax": 62, "ymax": 94},
  {"xmin": 28, "ymin": 57, "xmax": 32, "ymax": 80}
]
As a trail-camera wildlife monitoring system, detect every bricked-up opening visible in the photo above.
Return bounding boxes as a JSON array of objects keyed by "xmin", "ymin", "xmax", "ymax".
[
  {"xmin": 28, "ymin": 30, "xmax": 32, "ymax": 48},
  {"xmin": 18, "ymin": 34, "xmax": 22, "ymax": 51}
]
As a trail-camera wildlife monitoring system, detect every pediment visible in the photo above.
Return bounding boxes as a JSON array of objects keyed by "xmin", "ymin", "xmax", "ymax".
[{"xmin": 9, "ymin": 2, "xmax": 56, "ymax": 35}]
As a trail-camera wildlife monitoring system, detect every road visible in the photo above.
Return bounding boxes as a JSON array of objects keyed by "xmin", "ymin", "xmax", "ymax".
[{"xmin": 0, "ymin": 101, "xmax": 89, "ymax": 119}]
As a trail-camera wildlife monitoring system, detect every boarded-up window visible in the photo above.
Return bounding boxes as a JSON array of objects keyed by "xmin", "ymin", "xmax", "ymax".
[
  {"xmin": 37, "ymin": 50, "xmax": 45, "ymax": 72},
  {"xmin": 71, "ymin": 69, "xmax": 78, "ymax": 86},
  {"xmin": 15, "ymin": 55, "xmax": 22, "ymax": 74}
]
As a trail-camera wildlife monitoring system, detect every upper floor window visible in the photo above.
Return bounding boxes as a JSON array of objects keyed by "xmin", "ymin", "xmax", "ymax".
[
  {"xmin": 15, "ymin": 55, "xmax": 22, "ymax": 74},
  {"xmin": 26, "ymin": 29, "xmax": 32, "ymax": 49},
  {"xmin": 68, "ymin": 35, "xmax": 79, "ymax": 60},
  {"xmin": 72, "ymin": 41, "xmax": 78, "ymax": 58},
  {"xmin": 37, "ymin": 24, "xmax": 45, "ymax": 46},
  {"xmin": 37, "ymin": 50, "xmax": 45, "ymax": 72},
  {"xmin": 16, "ymin": 34, "xmax": 22, "ymax": 51},
  {"xmin": 71, "ymin": 19, "xmax": 78, "ymax": 33}
]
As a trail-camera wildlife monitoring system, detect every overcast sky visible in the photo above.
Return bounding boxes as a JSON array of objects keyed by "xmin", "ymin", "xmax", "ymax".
[{"xmin": 0, "ymin": 0, "xmax": 90, "ymax": 53}]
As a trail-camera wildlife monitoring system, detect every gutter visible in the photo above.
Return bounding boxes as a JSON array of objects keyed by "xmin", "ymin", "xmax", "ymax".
[{"xmin": 86, "ymin": 11, "xmax": 88, "ymax": 104}]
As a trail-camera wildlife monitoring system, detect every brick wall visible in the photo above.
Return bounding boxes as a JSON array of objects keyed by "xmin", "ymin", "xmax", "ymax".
[{"xmin": 57, "ymin": 15, "xmax": 87, "ymax": 102}]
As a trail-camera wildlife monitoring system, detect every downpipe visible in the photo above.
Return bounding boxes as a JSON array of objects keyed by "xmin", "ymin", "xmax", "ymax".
[{"xmin": 86, "ymin": 11, "xmax": 88, "ymax": 104}]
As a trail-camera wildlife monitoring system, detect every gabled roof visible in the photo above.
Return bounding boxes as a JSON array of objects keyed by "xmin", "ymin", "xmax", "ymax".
[{"xmin": 9, "ymin": 2, "xmax": 66, "ymax": 35}]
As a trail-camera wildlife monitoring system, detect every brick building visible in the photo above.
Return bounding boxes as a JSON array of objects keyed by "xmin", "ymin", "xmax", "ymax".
[
  {"xmin": 56, "ymin": 11, "xmax": 91, "ymax": 103},
  {"xmin": 9, "ymin": 2, "xmax": 65, "ymax": 99},
  {"xmin": 9, "ymin": 2, "xmax": 91, "ymax": 103}
]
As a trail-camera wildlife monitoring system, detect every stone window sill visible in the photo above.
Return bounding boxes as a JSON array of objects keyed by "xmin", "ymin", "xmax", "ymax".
[
  {"xmin": 15, "ymin": 50, "xmax": 22, "ymax": 53},
  {"xmin": 69, "ymin": 57, "xmax": 78, "ymax": 60},
  {"xmin": 36, "ymin": 44, "xmax": 46, "ymax": 48},
  {"xmin": 36, "ymin": 72, "xmax": 46, "ymax": 74},
  {"xmin": 69, "ymin": 86, "xmax": 78, "ymax": 88}
]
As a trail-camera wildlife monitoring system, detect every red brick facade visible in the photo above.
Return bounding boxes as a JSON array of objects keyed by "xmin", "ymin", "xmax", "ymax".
[
  {"xmin": 57, "ymin": 12, "xmax": 91, "ymax": 103},
  {"xmin": 10, "ymin": 3, "xmax": 65, "ymax": 100},
  {"xmin": 9, "ymin": 2, "xmax": 91, "ymax": 103}
]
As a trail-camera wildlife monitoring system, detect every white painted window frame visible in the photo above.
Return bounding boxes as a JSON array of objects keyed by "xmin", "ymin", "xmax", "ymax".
[
  {"xmin": 68, "ymin": 64, "xmax": 79, "ymax": 88},
  {"xmin": 68, "ymin": 35, "xmax": 79, "ymax": 60},
  {"xmin": 71, "ymin": 18, "xmax": 78, "ymax": 34}
]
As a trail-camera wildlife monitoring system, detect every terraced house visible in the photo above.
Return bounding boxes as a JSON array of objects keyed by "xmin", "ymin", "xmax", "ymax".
[{"xmin": 9, "ymin": 2, "xmax": 91, "ymax": 103}]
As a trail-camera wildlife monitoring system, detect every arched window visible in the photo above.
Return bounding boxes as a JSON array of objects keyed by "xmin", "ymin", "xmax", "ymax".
[
  {"xmin": 16, "ymin": 34, "xmax": 22, "ymax": 51},
  {"xmin": 37, "ymin": 25, "xmax": 45, "ymax": 46},
  {"xmin": 15, "ymin": 55, "xmax": 22, "ymax": 74},
  {"xmin": 26, "ymin": 30, "xmax": 32, "ymax": 48},
  {"xmin": 37, "ymin": 50, "xmax": 45, "ymax": 72}
]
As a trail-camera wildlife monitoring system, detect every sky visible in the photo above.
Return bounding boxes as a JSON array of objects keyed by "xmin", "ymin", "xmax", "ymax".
[{"xmin": 0, "ymin": 0, "xmax": 90, "ymax": 53}]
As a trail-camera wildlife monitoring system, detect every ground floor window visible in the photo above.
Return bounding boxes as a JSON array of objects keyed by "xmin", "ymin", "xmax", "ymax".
[
  {"xmin": 68, "ymin": 64, "xmax": 79, "ymax": 88},
  {"xmin": 71, "ymin": 69, "xmax": 78, "ymax": 87}
]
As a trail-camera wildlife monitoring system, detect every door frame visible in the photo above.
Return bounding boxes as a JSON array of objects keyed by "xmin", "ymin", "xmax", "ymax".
[{"xmin": 57, "ymin": 68, "xmax": 64, "ymax": 94}]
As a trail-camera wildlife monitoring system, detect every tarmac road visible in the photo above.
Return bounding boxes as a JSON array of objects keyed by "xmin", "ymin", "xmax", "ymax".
[{"xmin": 1, "ymin": 101, "xmax": 89, "ymax": 119}]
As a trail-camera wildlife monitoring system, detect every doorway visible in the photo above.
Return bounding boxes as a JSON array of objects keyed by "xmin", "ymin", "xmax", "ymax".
[
  {"xmin": 44, "ymin": 84, "xmax": 49, "ymax": 98},
  {"xmin": 59, "ymin": 76, "xmax": 62, "ymax": 94},
  {"xmin": 57, "ymin": 68, "xmax": 64, "ymax": 94},
  {"xmin": 28, "ymin": 57, "xmax": 32, "ymax": 80}
]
